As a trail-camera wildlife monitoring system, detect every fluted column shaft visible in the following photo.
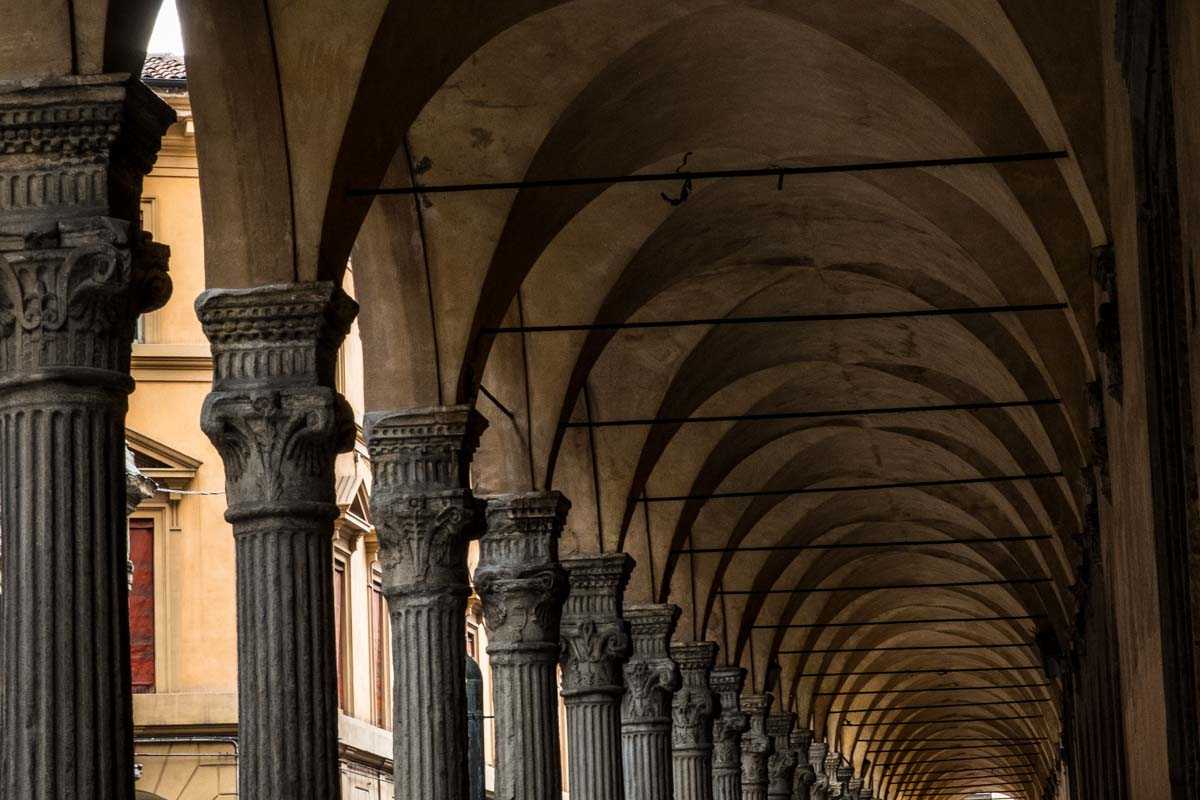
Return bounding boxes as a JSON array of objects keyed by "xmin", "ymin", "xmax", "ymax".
[
  {"xmin": 711, "ymin": 668, "xmax": 749, "ymax": 800},
  {"xmin": 766, "ymin": 713, "xmax": 797, "ymax": 800},
  {"xmin": 478, "ymin": 492, "xmax": 571, "ymax": 800},
  {"xmin": 199, "ymin": 283, "xmax": 357, "ymax": 799},
  {"xmin": 0, "ymin": 79, "xmax": 173, "ymax": 800},
  {"xmin": 672, "ymin": 641, "xmax": 719, "ymax": 800},
  {"xmin": 365, "ymin": 405, "xmax": 486, "ymax": 800},
  {"xmin": 740, "ymin": 694, "xmax": 774, "ymax": 800},
  {"xmin": 622, "ymin": 604, "xmax": 682, "ymax": 800},
  {"xmin": 560, "ymin": 554, "xmax": 634, "ymax": 800},
  {"xmin": 789, "ymin": 731, "xmax": 815, "ymax": 800}
]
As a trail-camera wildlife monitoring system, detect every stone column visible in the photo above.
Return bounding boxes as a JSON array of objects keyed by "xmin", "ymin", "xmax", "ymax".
[
  {"xmin": 0, "ymin": 78, "xmax": 173, "ymax": 799},
  {"xmin": 365, "ymin": 405, "xmax": 486, "ymax": 800},
  {"xmin": 766, "ymin": 713, "xmax": 797, "ymax": 800},
  {"xmin": 622, "ymin": 604, "xmax": 682, "ymax": 800},
  {"xmin": 672, "ymin": 641, "xmax": 719, "ymax": 800},
  {"xmin": 835, "ymin": 765, "xmax": 854, "ymax": 799},
  {"xmin": 466, "ymin": 657, "xmax": 487, "ymax": 800},
  {"xmin": 711, "ymin": 667, "xmax": 750, "ymax": 800},
  {"xmin": 477, "ymin": 492, "xmax": 571, "ymax": 800},
  {"xmin": 790, "ymin": 730, "xmax": 815, "ymax": 800},
  {"xmin": 807, "ymin": 743, "xmax": 829, "ymax": 800},
  {"xmin": 740, "ymin": 694, "xmax": 774, "ymax": 800},
  {"xmin": 559, "ymin": 553, "xmax": 634, "ymax": 800},
  {"xmin": 199, "ymin": 283, "xmax": 356, "ymax": 799}
]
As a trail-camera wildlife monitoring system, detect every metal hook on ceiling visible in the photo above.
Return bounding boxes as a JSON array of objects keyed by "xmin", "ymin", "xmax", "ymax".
[{"xmin": 660, "ymin": 151, "xmax": 694, "ymax": 206}]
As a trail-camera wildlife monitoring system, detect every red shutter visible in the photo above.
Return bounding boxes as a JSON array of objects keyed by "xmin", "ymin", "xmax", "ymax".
[
  {"xmin": 128, "ymin": 519, "xmax": 155, "ymax": 694},
  {"xmin": 334, "ymin": 561, "xmax": 347, "ymax": 710},
  {"xmin": 370, "ymin": 581, "xmax": 388, "ymax": 727}
]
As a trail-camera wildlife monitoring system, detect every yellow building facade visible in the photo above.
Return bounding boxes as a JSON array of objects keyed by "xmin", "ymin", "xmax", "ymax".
[{"xmin": 124, "ymin": 59, "xmax": 517, "ymax": 800}]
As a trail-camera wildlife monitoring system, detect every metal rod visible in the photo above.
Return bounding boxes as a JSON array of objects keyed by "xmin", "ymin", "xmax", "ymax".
[
  {"xmin": 646, "ymin": 471, "xmax": 1063, "ymax": 503},
  {"xmin": 756, "ymin": 613, "xmax": 1045, "ymax": 630},
  {"xmin": 677, "ymin": 534, "xmax": 1054, "ymax": 555},
  {"xmin": 892, "ymin": 775, "xmax": 1039, "ymax": 791},
  {"xmin": 780, "ymin": 642, "xmax": 1036, "ymax": 655},
  {"xmin": 564, "ymin": 397, "xmax": 1060, "ymax": 429},
  {"xmin": 816, "ymin": 682, "xmax": 1051, "ymax": 697},
  {"xmin": 719, "ymin": 577, "xmax": 1052, "ymax": 596},
  {"xmin": 800, "ymin": 665, "xmax": 1046, "ymax": 678},
  {"xmin": 864, "ymin": 736, "xmax": 1049, "ymax": 745},
  {"xmin": 840, "ymin": 698, "xmax": 1053, "ymax": 713},
  {"xmin": 869, "ymin": 743, "xmax": 1045, "ymax": 754},
  {"xmin": 354, "ymin": 150, "xmax": 1069, "ymax": 197},
  {"xmin": 879, "ymin": 754, "xmax": 1038, "ymax": 768},
  {"xmin": 890, "ymin": 768, "xmax": 1041, "ymax": 784},
  {"xmin": 843, "ymin": 712, "xmax": 1046, "ymax": 726},
  {"xmin": 482, "ymin": 302, "xmax": 1070, "ymax": 336}
]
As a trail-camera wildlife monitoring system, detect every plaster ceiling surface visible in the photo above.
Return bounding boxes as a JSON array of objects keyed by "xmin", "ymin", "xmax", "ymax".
[{"xmin": 343, "ymin": 1, "xmax": 1108, "ymax": 795}]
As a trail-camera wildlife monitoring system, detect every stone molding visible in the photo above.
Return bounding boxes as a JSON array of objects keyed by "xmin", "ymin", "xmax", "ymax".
[
  {"xmin": 622, "ymin": 604, "xmax": 682, "ymax": 724},
  {"xmin": 0, "ymin": 77, "xmax": 174, "ymax": 227},
  {"xmin": 670, "ymin": 641, "xmax": 719, "ymax": 750},
  {"xmin": 559, "ymin": 553, "xmax": 633, "ymax": 698}
]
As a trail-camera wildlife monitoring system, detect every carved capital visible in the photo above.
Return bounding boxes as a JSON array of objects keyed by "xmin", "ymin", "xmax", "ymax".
[
  {"xmin": 198, "ymin": 283, "xmax": 357, "ymax": 525},
  {"xmin": 622, "ymin": 604, "xmax": 681, "ymax": 724},
  {"xmin": 711, "ymin": 666, "xmax": 749, "ymax": 769},
  {"xmin": 366, "ymin": 405, "xmax": 487, "ymax": 598},
  {"xmin": 670, "ymin": 641, "xmax": 718, "ymax": 749},
  {"xmin": 559, "ymin": 553, "xmax": 633, "ymax": 697},
  {"xmin": 477, "ymin": 492, "xmax": 569, "ymax": 657},
  {"xmin": 0, "ymin": 217, "xmax": 169, "ymax": 384}
]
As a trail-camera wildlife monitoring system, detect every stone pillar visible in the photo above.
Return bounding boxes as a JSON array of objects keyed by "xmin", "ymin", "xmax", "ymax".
[
  {"xmin": 808, "ymin": 742, "xmax": 829, "ymax": 800},
  {"xmin": 466, "ymin": 657, "xmax": 487, "ymax": 800},
  {"xmin": 790, "ymin": 730, "xmax": 815, "ymax": 800},
  {"xmin": 740, "ymin": 694, "xmax": 774, "ymax": 800},
  {"xmin": 766, "ymin": 713, "xmax": 797, "ymax": 800},
  {"xmin": 711, "ymin": 667, "xmax": 750, "ymax": 800},
  {"xmin": 835, "ymin": 765, "xmax": 854, "ymax": 800},
  {"xmin": 671, "ymin": 641, "xmax": 719, "ymax": 800},
  {"xmin": 622, "ymin": 604, "xmax": 682, "ymax": 800},
  {"xmin": 477, "ymin": 492, "xmax": 571, "ymax": 800},
  {"xmin": 199, "ymin": 283, "xmax": 356, "ymax": 799},
  {"xmin": 0, "ymin": 78, "xmax": 173, "ymax": 799},
  {"xmin": 365, "ymin": 405, "xmax": 486, "ymax": 800},
  {"xmin": 559, "ymin": 553, "xmax": 634, "ymax": 800}
]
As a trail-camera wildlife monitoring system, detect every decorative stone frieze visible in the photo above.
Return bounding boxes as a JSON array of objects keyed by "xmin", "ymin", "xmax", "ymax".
[
  {"xmin": 0, "ymin": 77, "xmax": 172, "ymax": 800},
  {"xmin": 711, "ymin": 667, "xmax": 750, "ymax": 800},
  {"xmin": 477, "ymin": 491, "xmax": 571, "ymax": 800},
  {"xmin": 790, "ymin": 730, "xmax": 816, "ymax": 800},
  {"xmin": 365, "ymin": 404, "xmax": 486, "ymax": 800},
  {"xmin": 622, "ymin": 604, "xmax": 682, "ymax": 800},
  {"xmin": 740, "ymin": 693, "xmax": 774, "ymax": 800},
  {"xmin": 198, "ymin": 282, "xmax": 356, "ymax": 800},
  {"xmin": 671, "ymin": 641, "xmax": 720, "ymax": 800},
  {"xmin": 559, "ymin": 553, "xmax": 634, "ymax": 800},
  {"xmin": 766, "ymin": 713, "xmax": 798, "ymax": 800}
]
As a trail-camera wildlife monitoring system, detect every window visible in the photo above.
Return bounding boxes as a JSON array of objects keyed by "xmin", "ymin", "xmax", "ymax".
[
  {"xmin": 135, "ymin": 198, "xmax": 157, "ymax": 344},
  {"xmin": 465, "ymin": 622, "xmax": 479, "ymax": 660},
  {"xmin": 368, "ymin": 568, "xmax": 390, "ymax": 729},
  {"xmin": 128, "ymin": 517, "xmax": 156, "ymax": 693},
  {"xmin": 333, "ymin": 557, "xmax": 349, "ymax": 711}
]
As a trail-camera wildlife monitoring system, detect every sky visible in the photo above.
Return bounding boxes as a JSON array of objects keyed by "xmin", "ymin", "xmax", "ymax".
[{"xmin": 147, "ymin": 0, "xmax": 184, "ymax": 54}]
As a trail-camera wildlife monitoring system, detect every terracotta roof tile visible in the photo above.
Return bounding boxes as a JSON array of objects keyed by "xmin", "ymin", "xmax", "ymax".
[{"xmin": 142, "ymin": 54, "xmax": 187, "ymax": 83}]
